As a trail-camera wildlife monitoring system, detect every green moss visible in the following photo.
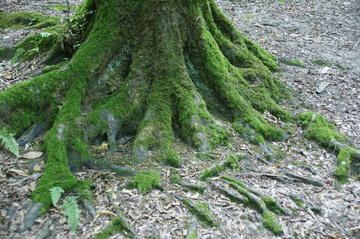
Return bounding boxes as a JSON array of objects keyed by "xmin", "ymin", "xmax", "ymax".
[
  {"xmin": 278, "ymin": 57, "xmax": 304, "ymax": 67},
  {"xmin": 221, "ymin": 175, "xmax": 245, "ymax": 188},
  {"xmin": 200, "ymin": 161, "xmax": 229, "ymax": 181},
  {"xmin": 51, "ymin": 4, "xmax": 77, "ymax": 12},
  {"xmin": 0, "ymin": 12, "xmax": 60, "ymax": 30},
  {"xmin": 262, "ymin": 196, "xmax": 285, "ymax": 215},
  {"xmin": 183, "ymin": 199, "xmax": 219, "ymax": 227},
  {"xmin": 0, "ymin": 47, "xmax": 15, "ymax": 60},
  {"xmin": 93, "ymin": 217, "xmax": 132, "ymax": 239},
  {"xmin": 170, "ymin": 170, "xmax": 181, "ymax": 183},
  {"xmin": 298, "ymin": 112, "xmax": 346, "ymax": 147},
  {"xmin": 41, "ymin": 61, "xmax": 68, "ymax": 74},
  {"xmin": 262, "ymin": 211, "xmax": 283, "ymax": 235},
  {"xmin": 289, "ymin": 195, "xmax": 305, "ymax": 207},
  {"xmin": 13, "ymin": 25, "xmax": 63, "ymax": 63},
  {"xmin": 186, "ymin": 231, "xmax": 197, "ymax": 239},
  {"xmin": 243, "ymin": 14, "xmax": 254, "ymax": 18},
  {"xmin": 333, "ymin": 146, "xmax": 354, "ymax": 184},
  {"xmin": 130, "ymin": 171, "xmax": 163, "ymax": 195},
  {"xmin": 311, "ymin": 59, "xmax": 333, "ymax": 67}
]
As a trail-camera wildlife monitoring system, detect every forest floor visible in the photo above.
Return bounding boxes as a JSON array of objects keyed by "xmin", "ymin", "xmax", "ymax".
[{"xmin": 0, "ymin": 0, "xmax": 359, "ymax": 238}]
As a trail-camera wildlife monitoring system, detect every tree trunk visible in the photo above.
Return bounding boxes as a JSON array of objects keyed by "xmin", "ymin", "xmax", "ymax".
[{"xmin": 0, "ymin": 0, "xmax": 292, "ymax": 215}]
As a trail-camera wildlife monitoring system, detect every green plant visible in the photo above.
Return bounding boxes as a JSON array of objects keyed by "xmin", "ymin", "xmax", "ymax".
[
  {"xmin": 60, "ymin": 0, "xmax": 95, "ymax": 55},
  {"xmin": 10, "ymin": 48, "xmax": 25, "ymax": 66},
  {"xmin": 0, "ymin": 127, "xmax": 19, "ymax": 157},
  {"xmin": 50, "ymin": 187, "xmax": 80, "ymax": 231},
  {"xmin": 130, "ymin": 171, "xmax": 163, "ymax": 194}
]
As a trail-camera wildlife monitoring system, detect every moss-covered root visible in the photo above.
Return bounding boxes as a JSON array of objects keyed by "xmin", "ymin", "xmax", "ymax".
[
  {"xmin": 222, "ymin": 176, "xmax": 287, "ymax": 216},
  {"xmin": 262, "ymin": 211, "xmax": 283, "ymax": 236},
  {"xmin": 333, "ymin": 146, "xmax": 356, "ymax": 184},
  {"xmin": 186, "ymin": 1, "xmax": 292, "ymax": 144},
  {"xmin": 298, "ymin": 112, "xmax": 360, "ymax": 182},
  {"xmin": 200, "ymin": 154, "xmax": 244, "ymax": 180},
  {"xmin": 298, "ymin": 112, "xmax": 347, "ymax": 147},
  {"xmin": 186, "ymin": 221, "xmax": 198, "ymax": 239},
  {"xmin": 170, "ymin": 171, "xmax": 205, "ymax": 193},
  {"xmin": 284, "ymin": 171, "xmax": 324, "ymax": 187},
  {"xmin": 176, "ymin": 196, "xmax": 219, "ymax": 228},
  {"xmin": 209, "ymin": 178, "xmax": 284, "ymax": 235},
  {"xmin": 129, "ymin": 171, "xmax": 164, "ymax": 195},
  {"xmin": 94, "ymin": 212, "xmax": 137, "ymax": 239}
]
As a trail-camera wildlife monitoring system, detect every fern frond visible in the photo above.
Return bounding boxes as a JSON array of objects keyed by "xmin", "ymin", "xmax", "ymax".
[
  {"xmin": 0, "ymin": 127, "xmax": 19, "ymax": 157},
  {"xmin": 62, "ymin": 196, "xmax": 80, "ymax": 231},
  {"xmin": 50, "ymin": 186, "xmax": 65, "ymax": 206}
]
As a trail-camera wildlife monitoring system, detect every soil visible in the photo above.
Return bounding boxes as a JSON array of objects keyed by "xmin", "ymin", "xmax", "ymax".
[{"xmin": 0, "ymin": 0, "xmax": 359, "ymax": 239}]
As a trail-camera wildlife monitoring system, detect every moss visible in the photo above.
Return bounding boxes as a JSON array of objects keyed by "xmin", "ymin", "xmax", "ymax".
[
  {"xmin": 278, "ymin": 57, "xmax": 304, "ymax": 67},
  {"xmin": 262, "ymin": 196, "xmax": 285, "ymax": 215},
  {"xmin": 0, "ymin": 47, "xmax": 15, "ymax": 60},
  {"xmin": 170, "ymin": 170, "xmax": 181, "ymax": 183},
  {"xmin": 289, "ymin": 195, "xmax": 305, "ymax": 207},
  {"xmin": 186, "ymin": 230, "xmax": 197, "ymax": 239},
  {"xmin": 221, "ymin": 175, "xmax": 245, "ymax": 188},
  {"xmin": 0, "ymin": 12, "xmax": 60, "ymax": 30},
  {"xmin": 298, "ymin": 112, "xmax": 346, "ymax": 147},
  {"xmin": 311, "ymin": 59, "xmax": 333, "ymax": 67},
  {"xmin": 130, "ymin": 171, "xmax": 163, "ymax": 195},
  {"xmin": 262, "ymin": 211, "xmax": 283, "ymax": 235},
  {"xmin": 182, "ymin": 199, "xmax": 219, "ymax": 227},
  {"xmin": 333, "ymin": 146, "xmax": 354, "ymax": 184},
  {"xmin": 15, "ymin": 26, "xmax": 61, "ymax": 62},
  {"xmin": 93, "ymin": 216, "xmax": 135, "ymax": 239},
  {"xmin": 200, "ymin": 162, "xmax": 228, "ymax": 181},
  {"xmin": 41, "ymin": 61, "xmax": 68, "ymax": 74},
  {"xmin": 51, "ymin": 4, "xmax": 77, "ymax": 12},
  {"xmin": 243, "ymin": 14, "xmax": 254, "ymax": 18}
]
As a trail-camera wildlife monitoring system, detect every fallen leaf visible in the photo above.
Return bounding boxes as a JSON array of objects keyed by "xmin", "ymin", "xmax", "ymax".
[
  {"xmin": 91, "ymin": 143, "xmax": 108, "ymax": 150},
  {"xmin": 20, "ymin": 151, "xmax": 43, "ymax": 159},
  {"xmin": 8, "ymin": 169, "xmax": 28, "ymax": 177},
  {"xmin": 33, "ymin": 161, "xmax": 44, "ymax": 172}
]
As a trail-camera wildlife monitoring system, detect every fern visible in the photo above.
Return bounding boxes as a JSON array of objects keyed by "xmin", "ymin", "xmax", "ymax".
[
  {"xmin": 10, "ymin": 48, "xmax": 25, "ymax": 66},
  {"xmin": 50, "ymin": 186, "xmax": 65, "ymax": 206},
  {"xmin": 50, "ymin": 187, "xmax": 80, "ymax": 231},
  {"xmin": 62, "ymin": 196, "xmax": 80, "ymax": 231},
  {"xmin": 0, "ymin": 127, "xmax": 19, "ymax": 157}
]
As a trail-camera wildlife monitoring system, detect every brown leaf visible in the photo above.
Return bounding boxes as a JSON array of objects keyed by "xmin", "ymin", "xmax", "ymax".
[
  {"xmin": 33, "ymin": 161, "xmax": 44, "ymax": 172},
  {"xmin": 20, "ymin": 151, "xmax": 43, "ymax": 159},
  {"xmin": 8, "ymin": 169, "xmax": 28, "ymax": 177}
]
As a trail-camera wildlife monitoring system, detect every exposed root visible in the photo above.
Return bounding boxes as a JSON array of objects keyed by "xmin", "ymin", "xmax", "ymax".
[
  {"xmin": 176, "ymin": 195, "xmax": 219, "ymax": 228},
  {"xmin": 284, "ymin": 171, "xmax": 324, "ymax": 187}
]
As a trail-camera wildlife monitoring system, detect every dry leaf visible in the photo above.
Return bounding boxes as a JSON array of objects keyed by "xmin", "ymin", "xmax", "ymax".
[
  {"xmin": 91, "ymin": 143, "xmax": 108, "ymax": 150},
  {"xmin": 8, "ymin": 169, "xmax": 28, "ymax": 177},
  {"xmin": 20, "ymin": 151, "xmax": 43, "ymax": 159},
  {"xmin": 33, "ymin": 161, "xmax": 44, "ymax": 172}
]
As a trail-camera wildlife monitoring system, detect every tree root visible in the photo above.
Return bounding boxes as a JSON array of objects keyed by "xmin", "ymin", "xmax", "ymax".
[
  {"xmin": 209, "ymin": 176, "xmax": 286, "ymax": 235},
  {"xmin": 83, "ymin": 158, "xmax": 135, "ymax": 176},
  {"xmin": 284, "ymin": 171, "xmax": 324, "ymax": 187},
  {"xmin": 18, "ymin": 202, "xmax": 43, "ymax": 233},
  {"xmin": 176, "ymin": 195, "xmax": 219, "ymax": 228},
  {"xmin": 93, "ymin": 211, "xmax": 138, "ymax": 239},
  {"xmin": 186, "ymin": 220, "xmax": 198, "ymax": 239}
]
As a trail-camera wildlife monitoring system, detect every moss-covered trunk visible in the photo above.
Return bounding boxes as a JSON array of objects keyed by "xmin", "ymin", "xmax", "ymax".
[{"xmin": 0, "ymin": 0, "xmax": 292, "ymax": 215}]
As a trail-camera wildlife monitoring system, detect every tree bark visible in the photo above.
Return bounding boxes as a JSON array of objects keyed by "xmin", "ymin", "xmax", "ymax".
[{"xmin": 0, "ymin": 0, "xmax": 292, "ymax": 215}]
